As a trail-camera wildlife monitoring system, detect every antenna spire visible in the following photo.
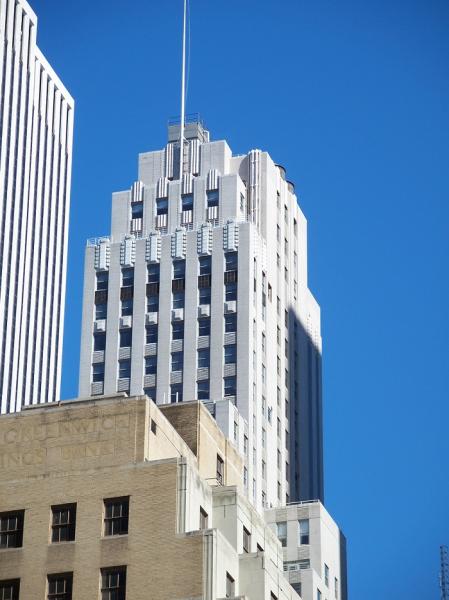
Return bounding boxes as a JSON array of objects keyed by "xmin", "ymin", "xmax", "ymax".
[{"xmin": 179, "ymin": 0, "xmax": 187, "ymax": 179}]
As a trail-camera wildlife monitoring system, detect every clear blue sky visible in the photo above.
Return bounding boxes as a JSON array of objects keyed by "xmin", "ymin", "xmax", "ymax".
[{"xmin": 32, "ymin": 0, "xmax": 449, "ymax": 597}]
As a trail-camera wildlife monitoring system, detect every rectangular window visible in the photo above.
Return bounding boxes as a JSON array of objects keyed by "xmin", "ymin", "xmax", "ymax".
[
  {"xmin": 262, "ymin": 332, "xmax": 266, "ymax": 354},
  {"xmin": 197, "ymin": 380, "xmax": 209, "ymax": 400},
  {"xmin": 147, "ymin": 263, "xmax": 160, "ymax": 283},
  {"xmin": 121, "ymin": 268, "xmax": 134, "ymax": 287},
  {"xmin": 207, "ymin": 189, "xmax": 219, "ymax": 207},
  {"xmin": 225, "ymin": 252, "xmax": 238, "ymax": 271},
  {"xmin": 271, "ymin": 593, "xmax": 278, "ymax": 600},
  {"xmin": 324, "ymin": 564, "xmax": 329, "ymax": 587},
  {"xmin": 262, "ymin": 428, "xmax": 266, "ymax": 448},
  {"xmin": 299, "ymin": 519, "xmax": 310, "ymax": 545},
  {"xmin": 225, "ymin": 572, "xmax": 234, "ymax": 599},
  {"xmin": 95, "ymin": 302, "xmax": 107, "ymax": 320},
  {"xmin": 173, "ymin": 260, "xmax": 185, "ymax": 279},
  {"xmin": 262, "ymin": 460, "xmax": 266, "ymax": 480},
  {"xmin": 146, "ymin": 325, "xmax": 158, "ymax": 344},
  {"xmin": 92, "ymin": 363, "xmax": 104, "ymax": 383},
  {"xmin": 119, "ymin": 329, "xmax": 132, "ymax": 348},
  {"xmin": 0, "ymin": 511, "xmax": 24, "ymax": 548},
  {"xmin": 170, "ymin": 383, "xmax": 183, "ymax": 403},
  {"xmin": 224, "ymin": 376, "xmax": 236, "ymax": 397},
  {"xmin": 277, "ymin": 449, "xmax": 281, "ymax": 469},
  {"xmin": 224, "ymin": 313, "xmax": 237, "ymax": 333},
  {"xmin": 131, "ymin": 201, "xmax": 143, "ymax": 219},
  {"xmin": 172, "ymin": 290, "xmax": 184, "ymax": 309},
  {"xmin": 335, "ymin": 578, "xmax": 339, "ymax": 599},
  {"xmin": 284, "ymin": 309, "xmax": 289, "ymax": 327},
  {"xmin": 277, "ymin": 521, "xmax": 287, "ymax": 547},
  {"xmin": 147, "ymin": 295, "xmax": 159, "ymax": 312},
  {"xmin": 224, "ymin": 344, "xmax": 236, "ymax": 364},
  {"xmin": 156, "ymin": 197, "xmax": 168, "ymax": 215},
  {"xmin": 104, "ymin": 497, "xmax": 129, "ymax": 536},
  {"xmin": 145, "ymin": 356, "xmax": 157, "ymax": 375},
  {"xmin": 317, "ymin": 590, "xmax": 322, "ymax": 600},
  {"xmin": 0, "ymin": 580, "xmax": 20, "ymax": 600},
  {"xmin": 47, "ymin": 573, "xmax": 73, "ymax": 600},
  {"xmin": 121, "ymin": 298, "xmax": 133, "ymax": 316},
  {"xmin": 243, "ymin": 526, "xmax": 251, "ymax": 553},
  {"xmin": 118, "ymin": 360, "xmax": 131, "ymax": 379},
  {"xmin": 171, "ymin": 351, "xmax": 183, "ymax": 371},
  {"xmin": 101, "ymin": 567, "xmax": 127, "ymax": 600},
  {"xmin": 181, "ymin": 193, "xmax": 193, "ymax": 211},
  {"xmin": 144, "ymin": 387, "xmax": 156, "ymax": 400},
  {"xmin": 96, "ymin": 271, "xmax": 108, "ymax": 290},
  {"xmin": 216, "ymin": 454, "xmax": 224, "ymax": 485},
  {"xmin": 172, "ymin": 321, "xmax": 184, "ymax": 340},
  {"xmin": 51, "ymin": 504, "xmax": 76, "ymax": 543},
  {"xmin": 225, "ymin": 282, "xmax": 237, "ymax": 301},
  {"xmin": 197, "ymin": 349, "xmax": 210, "ymax": 368},
  {"xmin": 199, "ymin": 255, "xmax": 212, "ymax": 275},
  {"xmin": 277, "ymin": 224, "xmax": 281, "ymax": 241},
  {"xmin": 198, "ymin": 318, "xmax": 210, "ymax": 336},
  {"xmin": 93, "ymin": 333, "xmax": 106, "ymax": 352},
  {"xmin": 199, "ymin": 287, "xmax": 211, "ymax": 305},
  {"xmin": 200, "ymin": 507, "xmax": 208, "ymax": 530}
]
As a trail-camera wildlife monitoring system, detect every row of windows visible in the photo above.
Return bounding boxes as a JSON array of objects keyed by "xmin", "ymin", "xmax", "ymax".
[{"xmin": 276, "ymin": 519, "xmax": 310, "ymax": 547}]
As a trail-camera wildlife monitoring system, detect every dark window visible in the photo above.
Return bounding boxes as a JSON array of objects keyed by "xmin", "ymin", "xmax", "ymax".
[
  {"xmin": 120, "ymin": 286, "xmax": 133, "ymax": 301},
  {"xmin": 170, "ymin": 383, "xmax": 183, "ymax": 403},
  {"xmin": 198, "ymin": 274, "xmax": 211, "ymax": 288},
  {"xmin": 0, "ymin": 580, "xmax": 20, "ymax": 600},
  {"xmin": 118, "ymin": 360, "xmax": 131, "ymax": 379},
  {"xmin": 104, "ymin": 498, "xmax": 129, "ymax": 536},
  {"xmin": 172, "ymin": 291, "xmax": 185, "ymax": 309},
  {"xmin": 51, "ymin": 505, "xmax": 76, "ymax": 543},
  {"xmin": 299, "ymin": 519, "xmax": 309, "ymax": 545},
  {"xmin": 224, "ymin": 376, "xmax": 236, "ymax": 397},
  {"xmin": 225, "ymin": 283, "xmax": 237, "ymax": 301},
  {"xmin": 197, "ymin": 380, "xmax": 209, "ymax": 400},
  {"xmin": 145, "ymin": 356, "xmax": 157, "ymax": 376},
  {"xmin": 285, "ymin": 309, "xmax": 288, "ymax": 327},
  {"xmin": 292, "ymin": 583, "xmax": 302, "ymax": 596},
  {"xmin": 207, "ymin": 189, "xmax": 219, "ymax": 207},
  {"xmin": 224, "ymin": 344, "xmax": 236, "ymax": 364},
  {"xmin": 144, "ymin": 387, "xmax": 156, "ymax": 401},
  {"xmin": 181, "ymin": 193, "xmax": 193, "ymax": 211},
  {"xmin": 225, "ymin": 572, "xmax": 234, "ymax": 598},
  {"xmin": 146, "ymin": 325, "xmax": 158, "ymax": 344},
  {"xmin": 47, "ymin": 573, "xmax": 73, "ymax": 600},
  {"xmin": 93, "ymin": 333, "xmax": 106, "ymax": 352},
  {"xmin": 271, "ymin": 593, "xmax": 278, "ymax": 600},
  {"xmin": 198, "ymin": 318, "xmax": 210, "ymax": 336},
  {"xmin": 224, "ymin": 270, "xmax": 238, "ymax": 284},
  {"xmin": 0, "ymin": 511, "xmax": 24, "ymax": 548},
  {"xmin": 216, "ymin": 455, "xmax": 224, "ymax": 485},
  {"xmin": 200, "ymin": 507, "xmax": 208, "ymax": 529},
  {"xmin": 276, "ymin": 521, "xmax": 287, "ymax": 547},
  {"xmin": 96, "ymin": 271, "xmax": 108, "ymax": 291},
  {"xmin": 172, "ymin": 321, "xmax": 184, "ymax": 340},
  {"xmin": 199, "ymin": 287, "xmax": 211, "ymax": 305},
  {"xmin": 172, "ymin": 278, "xmax": 185, "ymax": 292},
  {"xmin": 171, "ymin": 352, "xmax": 183, "ymax": 371},
  {"xmin": 147, "ymin": 295, "xmax": 159, "ymax": 312},
  {"xmin": 225, "ymin": 252, "xmax": 238, "ymax": 271},
  {"xmin": 156, "ymin": 197, "xmax": 168, "ymax": 215},
  {"xmin": 147, "ymin": 263, "xmax": 160, "ymax": 283},
  {"xmin": 101, "ymin": 567, "xmax": 127, "ymax": 600},
  {"xmin": 92, "ymin": 363, "xmax": 104, "ymax": 383},
  {"xmin": 121, "ymin": 268, "xmax": 134, "ymax": 287},
  {"xmin": 119, "ymin": 329, "xmax": 132, "ymax": 348},
  {"xmin": 121, "ymin": 298, "xmax": 133, "ymax": 316},
  {"xmin": 131, "ymin": 202, "xmax": 143, "ymax": 219},
  {"xmin": 224, "ymin": 314, "xmax": 237, "ymax": 332},
  {"xmin": 95, "ymin": 302, "xmax": 107, "ymax": 320},
  {"xmin": 199, "ymin": 255, "xmax": 211, "ymax": 275},
  {"xmin": 197, "ymin": 349, "xmax": 210, "ymax": 368},
  {"xmin": 257, "ymin": 543, "xmax": 264, "ymax": 552},
  {"xmin": 173, "ymin": 260, "xmax": 185, "ymax": 279},
  {"xmin": 150, "ymin": 419, "xmax": 157, "ymax": 434},
  {"xmin": 243, "ymin": 526, "xmax": 251, "ymax": 553}
]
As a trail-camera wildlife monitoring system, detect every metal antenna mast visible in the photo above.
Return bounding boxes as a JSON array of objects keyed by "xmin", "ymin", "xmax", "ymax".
[
  {"xmin": 179, "ymin": 0, "xmax": 187, "ymax": 179},
  {"xmin": 441, "ymin": 545, "xmax": 449, "ymax": 600}
]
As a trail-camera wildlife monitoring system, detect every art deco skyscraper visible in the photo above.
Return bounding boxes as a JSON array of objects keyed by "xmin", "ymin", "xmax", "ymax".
[
  {"xmin": 0, "ymin": 0, "xmax": 74, "ymax": 413},
  {"xmin": 79, "ymin": 118, "xmax": 323, "ymax": 511}
]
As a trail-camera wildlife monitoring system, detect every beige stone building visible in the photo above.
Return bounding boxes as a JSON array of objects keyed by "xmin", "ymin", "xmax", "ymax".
[{"xmin": 0, "ymin": 394, "xmax": 301, "ymax": 600}]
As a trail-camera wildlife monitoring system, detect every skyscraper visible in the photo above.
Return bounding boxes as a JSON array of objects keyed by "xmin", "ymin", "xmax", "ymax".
[
  {"xmin": 79, "ymin": 117, "xmax": 323, "ymax": 511},
  {"xmin": 0, "ymin": 0, "xmax": 74, "ymax": 413}
]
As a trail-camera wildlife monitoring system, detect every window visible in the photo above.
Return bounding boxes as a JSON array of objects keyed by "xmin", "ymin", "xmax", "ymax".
[
  {"xmin": 181, "ymin": 193, "xmax": 193, "ymax": 211},
  {"xmin": 144, "ymin": 387, "xmax": 156, "ymax": 401},
  {"xmin": 171, "ymin": 351, "xmax": 183, "ymax": 371},
  {"xmin": 317, "ymin": 590, "xmax": 322, "ymax": 600},
  {"xmin": 171, "ymin": 383, "xmax": 183, "ymax": 403},
  {"xmin": 294, "ymin": 218, "xmax": 297, "ymax": 236},
  {"xmin": 216, "ymin": 454, "xmax": 224, "ymax": 485},
  {"xmin": 207, "ymin": 189, "xmax": 219, "ymax": 207},
  {"xmin": 243, "ymin": 435, "xmax": 248, "ymax": 454},
  {"xmin": 284, "ymin": 266, "xmax": 288, "ymax": 281},
  {"xmin": 147, "ymin": 263, "xmax": 160, "ymax": 283},
  {"xmin": 197, "ymin": 349, "xmax": 210, "ymax": 368},
  {"xmin": 200, "ymin": 507, "xmax": 208, "ymax": 530},
  {"xmin": 156, "ymin": 197, "xmax": 168, "ymax": 215},
  {"xmin": 224, "ymin": 344, "xmax": 236, "ymax": 364},
  {"xmin": 277, "ymin": 521, "xmax": 287, "ymax": 547},
  {"xmin": 224, "ymin": 376, "xmax": 236, "ymax": 397},
  {"xmin": 145, "ymin": 356, "xmax": 157, "ymax": 375},
  {"xmin": 172, "ymin": 290, "xmax": 184, "ymax": 309},
  {"xmin": 122, "ymin": 268, "xmax": 134, "ymax": 287},
  {"xmin": 104, "ymin": 498, "xmax": 129, "ymax": 536},
  {"xmin": 197, "ymin": 380, "xmax": 209, "ymax": 400},
  {"xmin": 198, "ymin": 317, "xmax": 210, "ymax": 336},
  {"xmin": 199, "ymin": 255, "xmax": 211, "ymax": 275},
  {"xmin": 299, "ymin": 519, "xmax": 309, "ymax": 545},
  {"xmin": 225, "ymin": 282, "xmax": 237, "ymax": 301},
  {"xmin": 173, "ymin": 260, "xmax": 185, "ymax": 279},
  {"xmin": 118, "ymin": 360, "xmax": 131, "ymax": 379},
  {"xmin": 121, "ymin": 298, "xmax": 133, "ymax": 316},
  {"xmin": 101, "ymin": 567, "xmax": 127, "ymax": 600},
  {"xmin": 93, "ymin": 333, "xmax": 106, "ymax": 352},
  {"xmin": 224, "ymin": 313, "xmax": 237, "ymax": 333},
  {"xmin": 276, "ymin": 253, "xmax": 280, "ymax": 269},
  {"xmin": 95, "ymin": 302, "xmax": 107, "ymax": 320},
  {"xmin": 96, "ymin": 271, "xmax": 108, "ymax": 290},
  {"xmin": 131, "ymin": 201, "xmax": 143, "ymax": 219},
  {"xmin": 172, "ymin": 321, "xmax": 184, "ymax": 340},
  {"xmin": 92, "ymin": 363, "xmax": 104, "ymax": 383},
  {"xmin": 277, "ymin": 449, "xmax": 281, "ymax": 469},
  {"xmin": 262, "ymin": 460, "xmax": 266, "ymax": 480},
  {"xmin": 277, "ymin": 224, "xmax": 281, "ymax": 241},
  {"xmin": 284, "ymin": 309, "xmax": 289, "ymax": 327},
  {"xmin": 243, "ymin": 526, "xmax": 251, "ymax": 553},
  {"xmin": 292, "ymin": 583, "xmax": 302, "ymax": 595},
  {"xmin": 146, "ymin": 325, "xmax": 158, "ymax": 344},
  {"xmin": 0, "ymin": 511, "xmax": 24, "ymax": 548},
  {"xmin": 119, "ymin": 329, "xmax": 132, "ymax": 348},
  {"xmin": 0, "ymin": 580, "xmax": 20, "ymax": 600},
  {"xmin": 270, "ymin": 593, "xmax": 278, "ymax": 600},
  {"xmin": 335, "ymin": 578, "xmax": 339, "ymax": 599},
  {"xmin": 324, "ymin": 564, "xmax": 329, "ymax": 587},
  {"xmin": 243, "ymin": 466, "xmax": 248, "ymax": 487},
  {"xmin": 262, "ymin": 364, "xmax": 266, "ymax": 384},
  {"xmin": 261, "ymin": 332, "xmax": 266, "ymax": 354},
  {"xmin": 47, "ymin": 573, "xmax": 73, "ymax": 600},
  {"xmin": 225, "ymin": 252, "xmax": 238, "ymax": 271},
  {"xmin": 147, "ymin": 295, "xmax": 159, "ymax": 312},
  {"xmin": 51, "ymin": 504, "xmax": 76, "ymax": 543},
  {"xmin": 277, "ymin": 296, "xmax": 280, "ymax": 315},
  {"xmin": 277, "ymin": 417, "xmax": 281, "ymax": 437},
  {"xmin": 262, "ymin": 428, "xmax": 266, "ymax": 448},
  {"xmin": 277, "ymin": 481, "xmax": 282, "ymax": 499},
  {"xmin": 199, "ymin": 287, "xmax": 211, "ymax": 305}
]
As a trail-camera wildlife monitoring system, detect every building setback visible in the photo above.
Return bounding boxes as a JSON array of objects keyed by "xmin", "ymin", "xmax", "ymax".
[
  {"xmin": 0, "ymin": 0, "xmax": 74, "ymax": 413},
  {"xmin": 79, "ymin": 118, "xmax": 323, "ymax": 511}
]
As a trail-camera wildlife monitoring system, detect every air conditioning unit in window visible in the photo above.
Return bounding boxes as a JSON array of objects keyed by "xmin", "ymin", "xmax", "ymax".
[
  {"xmin": 146, "ymin": 312, "xmax": 158, "ymax": 325},
  {"xmin": 120, "ymin": 316, "xmax": 132, "ymax": 328},
  {"xmin": 172, "ymin": 308, "xmax": 184, "ymax": 321},
  {"xmin": 224, "ymin": 300, "xmax": 237, "ymax": 314},
  {"xmin": 94, "ymin": 319, "xmax": 106, "ymax": 332},
  {"xmin": 198, "ymin": 304, "xmax": 210, "ymax": 318}
]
